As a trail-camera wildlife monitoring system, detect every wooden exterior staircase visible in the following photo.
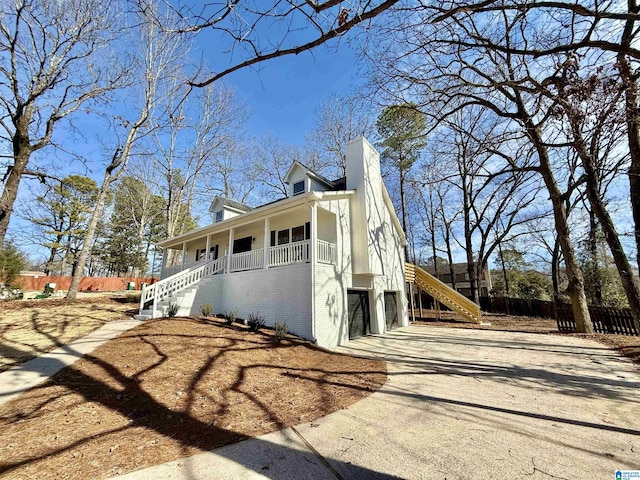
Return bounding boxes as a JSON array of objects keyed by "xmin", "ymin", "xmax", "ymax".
[{"xmin": 405, "ymin": 263, "xmax": 482, "ymax": 324}]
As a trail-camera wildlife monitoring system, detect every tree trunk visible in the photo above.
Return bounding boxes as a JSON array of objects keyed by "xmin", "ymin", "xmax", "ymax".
[
  {"xmin": 0, "ymin": 150, "xmax": 30, "ymax": 247},
  {"xmin": 443, "ymin": 222, "xmax": 456, "ymax": 290},
  {"xmin": 399, "ymin": 168, "xmax": 409, "ymax": 261},
  {"xmin": 530, "ymin": 127, "xmax": 593, "ymax": 333},
  {"xmin": 498, "ymin": 242, "xmax": 510, "ymax": 296},
  {"xmin": 67, "ymin": 172, "xmax": 112, "ymax": 300},
  {"xmin": 617, "ymin": 3, "xmax": 640, "ymax": 273},
  {"xmin": 587, "ymin": 210, "xmax": 602, "ymax": 305},
  {"xmin": 462, "ymin": 178, "xmax": 476, "ymax": 302},
  {"xmin": 580, "ymin": 145, "xmax": 640, "ymax": 331},
  {"xmin": 44, "ymin": 243, "xmax": 60, "ymax": 276},
  {"xmin": 551, "ymin": 236, "xmax": 561, "ymax": 304}
]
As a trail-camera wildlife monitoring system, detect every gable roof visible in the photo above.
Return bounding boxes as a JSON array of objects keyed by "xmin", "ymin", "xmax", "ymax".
[
  {"xmin": 284, "ymin": 161, "xmax": 336, "ymax": 188},
  {"xmin": 209, "ymin": 196, "xmax": 253, "ymax": 214}
]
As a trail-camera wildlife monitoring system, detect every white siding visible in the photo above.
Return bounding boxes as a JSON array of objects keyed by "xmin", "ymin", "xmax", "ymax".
[
  {"xmin": 314, "ymin": 198, "xmax": 352, "ymax": 348},
  {"xmin": 345, "ymin": 137, "xmax": 408, "ymax": 333},
  {"xmin": 314, "ymin": 264, "xmax": 347, "ymax": 348},
  {"xmin": 189, "ymin": 264, "xmax": 313, "ymax": 340}
]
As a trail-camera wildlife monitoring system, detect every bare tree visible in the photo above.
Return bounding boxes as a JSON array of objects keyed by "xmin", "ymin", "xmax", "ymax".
[
  {"xmin": 306, "ymin": 94, "xmax": 374, "ymax": 178},
  {"xmin": 433, "ymin": 0, "xmax": 640, "ymax": 271},
  {"xmin": 367, "ymin": 3, "xmax": 596, "ymax": 331},
  {"xmin": 151, "ymin": 81, "xmax": 245, "ymax": 240},
  {"xmin": 432, "ymin": 108, "xmax": 544, "ymax": 304},
  {"xmin": 67, "ymin": 5, "xmax": 185, "ymax": 300},
  {"xmin": 0, "ymin": 0, "xmax": 124, "ymax": 246},
  {"xmin": 251, "ymin": 134, "xmax": 305, "ymax": 201},
  {"xmin": 150, "ymin": 0, "xmax": 400, "ymax": 88}
]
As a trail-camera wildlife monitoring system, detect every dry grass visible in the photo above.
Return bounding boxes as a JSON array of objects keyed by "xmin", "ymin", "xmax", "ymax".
[
  {"xmin": 0, "ymin": 296, "xmax": 137, "ymax": 373},
  {"xmin": 0, "ymin": 317, "xmax": 386, "ymax": 479}
]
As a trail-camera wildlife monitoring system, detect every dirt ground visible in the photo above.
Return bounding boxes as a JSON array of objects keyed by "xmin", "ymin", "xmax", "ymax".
[
  {"xmin": 413, "ymin": 310, "xmax": 640, "ymax": 365},
  {"xmin": 0, "ymin": 317, "xmax": 386, "ymax": 480},
  {"xmin": 0, "ymin": 295, "xmax": 138, "ymax": 373},
  {"xmin": 413, "ymin": 310, "xmax": 559, "ymax": 333}
]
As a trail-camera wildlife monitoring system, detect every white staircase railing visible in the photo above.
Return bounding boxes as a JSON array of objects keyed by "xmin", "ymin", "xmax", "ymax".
[{"xmin": 140, "ymin": 256, "xmax": 226, "ymax": 317}]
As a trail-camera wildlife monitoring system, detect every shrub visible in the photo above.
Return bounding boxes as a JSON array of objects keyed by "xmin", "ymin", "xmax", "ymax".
[
  {"xmin": 200, "ymin": 303, "xmax": 213, "ymax": 317},
  {"xmin": 226, "ymin": 309, "xmax": 238, "ymax": 325},
  {"xmin": 166, "ymin": 301, "xmax": 179, "ymax": 317},
  {"xmin": 0, "ymin": 243, "xmax": 25, "ymax": 288},
  {"xmin": 274, "ymin": 321, "xmax": 288, "ymax": 342},
  {"xmin": 247, "ymin": 312, "xmax": 265, "ymax": 332},
  {"xmin": 125, "ymin": 293, "xmax": 141, "ymax": 303}
]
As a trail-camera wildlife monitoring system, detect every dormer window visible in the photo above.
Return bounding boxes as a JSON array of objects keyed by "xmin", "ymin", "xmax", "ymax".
[
  {"xmin": 293, "ymin": 180, "xmax": 305, "ymax": 195},
  {"xmin": 215, "ymin": 211, "xmax": 223, "ymax": 222}
]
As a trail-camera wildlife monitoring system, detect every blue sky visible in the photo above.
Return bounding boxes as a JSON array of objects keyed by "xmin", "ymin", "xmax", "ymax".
[{"xmin": 208, "ymin": 43, "xmax": 364, "ymax": 146}]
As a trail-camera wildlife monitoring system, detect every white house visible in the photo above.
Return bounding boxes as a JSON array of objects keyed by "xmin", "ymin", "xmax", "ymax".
[{"xmin": 140, "ymin": 137, "xmax": 409, "ymax": 349}]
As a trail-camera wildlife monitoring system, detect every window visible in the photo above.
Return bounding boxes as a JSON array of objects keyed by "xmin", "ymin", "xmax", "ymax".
[
  {"xmin": 271, "ymin": 223, "xmax": 311, "ymax": 246},
  {"xmin": 195, "ymin": 248, "xmax": 206, "ymax": 261},
  {"xmin": 215, "ymin": 211, "xmax": 223, "ymax": 222},
  {"xmin": 293, "ymin": 180, "xmax": 305, "ymax": 195},
  {"xmin": 292, "ymin": 225, "xmax": 305, "ymax": 242},
  {"xmin": 233, "ymin": 236, "xmax": 252, "ymax": 254},
  {"xmin": 277, "ymin": 229, "xmax": 290, "ymax": 245}
]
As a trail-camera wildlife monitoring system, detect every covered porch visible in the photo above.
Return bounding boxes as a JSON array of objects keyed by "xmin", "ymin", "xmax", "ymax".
[{"xmin": 160, "ymin": 203, "xmax": 337, "ymax": 279}]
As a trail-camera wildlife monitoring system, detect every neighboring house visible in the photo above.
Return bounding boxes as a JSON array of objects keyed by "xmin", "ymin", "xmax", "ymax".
[
  {"xmin": 142, "ymin": 138, "xmax": 409, "ymax": 349},
  {"xmin": 424, "ymin": 262, "xmax": 493, "ymax": 299}
]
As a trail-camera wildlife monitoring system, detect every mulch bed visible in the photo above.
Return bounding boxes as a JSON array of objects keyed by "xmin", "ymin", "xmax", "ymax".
[{"xmin": 0, "ymin": 317, "xmax": 386, "ymax": 479}]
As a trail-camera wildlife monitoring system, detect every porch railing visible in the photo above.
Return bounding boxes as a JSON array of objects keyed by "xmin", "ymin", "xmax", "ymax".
[
  {"xmin": 230, "ymin": 248, "xmax": 264, "ymax": 271},
  {"xmin": 160, "ymin": 239, "xmax": 335, "ymax": 285},
  {"xmin": 317, "ymin": 239, "xmax": 336, "ymax": 264},
  {"xmin": 269, "ymin": 240, "xmax": 310, "ymax": 267}
]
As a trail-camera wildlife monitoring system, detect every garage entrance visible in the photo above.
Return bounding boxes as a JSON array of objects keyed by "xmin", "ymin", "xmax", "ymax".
[
  {"xmin": 348, "ymin": 290, "xmax": 371, "ymax": 339},
  {"xmin": 384, "ymin": 291, "xmax": 399, "ymax": 330}
]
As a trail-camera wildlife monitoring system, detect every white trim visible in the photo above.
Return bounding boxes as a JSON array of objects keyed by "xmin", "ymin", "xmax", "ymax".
[
  {"xmin": 227, "ymin": 228, "xmax": 234, "ymax": 273},
  {"xmin": 310, "ymin": 203, "xmax": 317, "ymax": 341},
  {"xmin": 263, "ymin": 217, "xmax": 270, "ymax": 269}
]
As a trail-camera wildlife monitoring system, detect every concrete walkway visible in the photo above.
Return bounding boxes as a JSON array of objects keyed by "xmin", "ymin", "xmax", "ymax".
[
  {"xmin": 0, "ymin": 318, "xmax": 142, "ymax": 407},
  {"xmin": 112, "ymin": 325, "xmax": 640, "ymax": 479}
]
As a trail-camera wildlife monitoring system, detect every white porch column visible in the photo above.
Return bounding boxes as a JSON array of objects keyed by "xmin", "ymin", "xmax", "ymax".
[
  {"xmin": 181, "ymin": 242, "xmax": 187, "ymax": 267},
  {"xmin": 310, "ymin": 203, "xmax": 317, "ymax": 341},
  {"xmin": 205, "ymin": 234, "xmax": 211, "ymax": 260},
  {"xmin": 227, "ymin": 228, "xmax": 234, "ymax": 273},
  {"xmin": 263, "ymin": 217, "xmax": 270, "ymax": 269},
  {"xmin": 310, "ymin": 204, "xmax": 317, "ymax": 265},
  {"xmin": 160, "ymin": 248, "xmax": 167, "ymax": 278}
]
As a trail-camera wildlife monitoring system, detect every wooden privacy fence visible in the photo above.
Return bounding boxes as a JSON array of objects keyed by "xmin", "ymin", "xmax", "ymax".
[
  {"xmin": 15, "ymin": 276, "xmax": 157, "ymax": 292},
  {"xmin": 555, "ymin": 303, "xmax": 639, "ymax": 336},
  {"xmin": 479, "ymin": 296, "xmax": 557, "ymax": 318},
  {"xmin": 481, "ymin": 296, "xmax": 639, "ymax": 336}
]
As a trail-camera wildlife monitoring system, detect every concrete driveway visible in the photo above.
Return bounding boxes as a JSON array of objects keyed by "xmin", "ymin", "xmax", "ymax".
[{"xmin": 114, "ymin": 325, "xmax": 640, "ymax": 479}]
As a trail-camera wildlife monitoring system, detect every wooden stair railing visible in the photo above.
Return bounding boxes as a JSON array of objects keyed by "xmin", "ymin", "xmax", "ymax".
[{"xmin": 406, "ymin": 263, "xmax": 482, "ymax": 324}]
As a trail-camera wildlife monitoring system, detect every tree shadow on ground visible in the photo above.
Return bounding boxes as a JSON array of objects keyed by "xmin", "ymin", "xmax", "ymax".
[{"xmin": 0, "ymin": 317, "xmax": 387, "ymax": 479}]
